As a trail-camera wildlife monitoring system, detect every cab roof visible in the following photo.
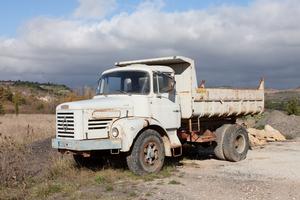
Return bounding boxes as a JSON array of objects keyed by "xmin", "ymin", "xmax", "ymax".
[{"xmin": 103, "ymin": 64, "xmax": 174, "ymax": 75}]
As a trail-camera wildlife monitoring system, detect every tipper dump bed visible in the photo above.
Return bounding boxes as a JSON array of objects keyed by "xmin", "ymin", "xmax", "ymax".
[{"xmin": 194, "ymin": 86, "xmax": 264, "ymax": 118}]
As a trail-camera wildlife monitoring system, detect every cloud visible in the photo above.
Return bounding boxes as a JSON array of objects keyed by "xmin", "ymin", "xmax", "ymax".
[
  {"xmin": 0, "ymin": 0, "xmax": 300, "ymax": 88},
  {"xmin": 137, "ymin": 0, "xmax": 165, "ymax": 11},
  {"xmin": 73, "ymin": 0, "xmax": 116, "ymax": 19}
]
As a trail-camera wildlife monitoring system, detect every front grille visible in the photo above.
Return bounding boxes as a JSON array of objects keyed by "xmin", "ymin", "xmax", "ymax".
[
  {"xmin": 57, "ymin": 112, "xmax": 75, "ymax": 138},
  {"xmin": 88, "ymin": 119, "xmax": 112, "ymax": 130}
]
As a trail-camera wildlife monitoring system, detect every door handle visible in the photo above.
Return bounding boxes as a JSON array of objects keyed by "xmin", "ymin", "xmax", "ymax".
[{"xmin": 173, "ymin": 110, "xmax": 179, "ymax": 112}]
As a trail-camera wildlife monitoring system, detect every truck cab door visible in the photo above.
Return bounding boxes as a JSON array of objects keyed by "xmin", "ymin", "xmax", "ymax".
[{"xmin": 150, "ymin": 72, "xmax": 180, "ymax": 129}]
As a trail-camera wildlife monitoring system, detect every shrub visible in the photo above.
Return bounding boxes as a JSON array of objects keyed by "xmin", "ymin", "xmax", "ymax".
[
  {"xmin": 0, "ymin": 102, "xmax": 5, "ymax": 115},
  {"xmin": 12, "ymin": 92, "xmax": 20, "ymax": 115},
  {"xmin": 0, "ymin": 87, "xmax": 4, "ymax": 99},
  {"xmin": 36, "ymin": 103, "xmax": 45, "ymax": 111},
  {"xmin": 0, "ymin": 135, "xmax": 29, "ymax": 186},
  {"xmin": 3, "ymin": 88, "xmax": 13, "ymax": 102},
  {"xmin": 286, "ymin": 98, "xmax": 300, "ymax": 115},
  {"xmin": 265, "ymin": 100, "xmax": 285, "ymax": 110},
  {"xmin": 48, "ymin": 156, "xmax": 75, "ymax": 179}
]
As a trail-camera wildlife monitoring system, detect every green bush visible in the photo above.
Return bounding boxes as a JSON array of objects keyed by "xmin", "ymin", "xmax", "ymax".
[
  {"xmin": 286, "ymin": 98, "xmax": 300, "ymax": 115},
  {"xmin": 0, "ymin": 102, "xmax": 5, "ymax": 115},
  {"xmin": 265, "ymin": 100, "xmax": 285, "ymax": 111}
]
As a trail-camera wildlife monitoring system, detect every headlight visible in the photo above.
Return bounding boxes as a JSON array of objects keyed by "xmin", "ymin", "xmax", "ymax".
[{"xmin": 111, "ymin": 127, "xmax": 119, "ymax": 138}]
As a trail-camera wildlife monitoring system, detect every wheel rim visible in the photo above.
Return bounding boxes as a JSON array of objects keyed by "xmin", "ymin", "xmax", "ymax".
[
  {"xmin": 234, "ymin": 134, "xmax": 246, "ymax": 154},
  {"xmin": 140, "ymin": 140, "xmax": 161, "ymax": 172},
  {"xmin": 144, "ymin": 142, "xmax": 158, "ymax": 165}
]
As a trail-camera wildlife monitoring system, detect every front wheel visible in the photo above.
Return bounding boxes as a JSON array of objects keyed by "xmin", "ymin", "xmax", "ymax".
[{"xmin": 126, "ymin": 129, "xmax": 165, "ymax": 175}]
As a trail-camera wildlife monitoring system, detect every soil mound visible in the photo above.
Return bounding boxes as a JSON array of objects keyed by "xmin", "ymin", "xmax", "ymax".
[{"xmin": 256, "ymin": 110, "xmax": 300, "ymax": 139}]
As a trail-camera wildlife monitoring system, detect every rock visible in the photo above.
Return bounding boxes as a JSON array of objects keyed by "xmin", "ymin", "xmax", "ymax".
[
  {"xmin": 247, "ymin": 128, "xmax": 267, "ymax": 147},
  {"xmin": 247, "ymin": 128, "xmax": 265, "ymax": 140},
  {"xmin": 264, "ymin": 125, "xmax": 286, "ymax": 142},
  {"xmin": 248, "ymin": 132, "xmax": 267, "ymax": 147},
  {"xmin": 247, "ymin": 125, "xmax": 285, "ymax": 148}
]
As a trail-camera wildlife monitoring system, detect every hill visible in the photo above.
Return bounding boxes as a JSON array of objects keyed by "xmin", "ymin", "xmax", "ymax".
[
  {"xmin": 0, "ymin": 80, "xmax": 299, "ymax": 115},
  {"xmin": 265, "ymin": 88, "xmax": 300, "ymax": 115},
  {"xmin": 0, "ymin": 80, "xmax": 74, "ymax": 114}
]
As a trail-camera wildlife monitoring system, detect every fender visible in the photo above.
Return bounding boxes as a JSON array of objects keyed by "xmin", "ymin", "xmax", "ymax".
[{"xmin": 111, "ymin": 117, "xmax": 182, "ymax": 156}]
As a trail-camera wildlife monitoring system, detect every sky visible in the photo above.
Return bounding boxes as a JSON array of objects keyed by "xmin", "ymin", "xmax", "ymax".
[{"xmin": 0, "ymin": 0, "xmax": 299, "ymax": 89}]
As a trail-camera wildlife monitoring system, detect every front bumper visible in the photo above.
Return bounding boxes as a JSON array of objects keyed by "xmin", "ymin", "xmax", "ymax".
[{"xmin": 52, "ymin": 138, "xmax": 122, "ymax": 151}]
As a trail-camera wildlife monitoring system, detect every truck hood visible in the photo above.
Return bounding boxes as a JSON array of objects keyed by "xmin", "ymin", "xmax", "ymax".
[{"xmin": 58, "ymin": 96, "xmax": 133, "ymax": 110}]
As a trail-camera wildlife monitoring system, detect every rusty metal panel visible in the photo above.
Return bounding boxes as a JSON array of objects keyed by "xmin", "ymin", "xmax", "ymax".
[{"xmin": 193, "ymin": 85, "xmax": 264, "ymax": 117}]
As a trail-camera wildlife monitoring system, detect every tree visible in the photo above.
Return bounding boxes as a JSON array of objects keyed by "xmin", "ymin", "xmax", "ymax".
[{"xmin": 13, "ymin": 92, "xmax": 20, "ymax": 115}]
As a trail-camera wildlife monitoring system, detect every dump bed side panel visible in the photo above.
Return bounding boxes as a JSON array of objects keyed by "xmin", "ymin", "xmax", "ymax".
[{"xmin": 193, "ymin": 88, "xmax": 264, "ymax": 117}]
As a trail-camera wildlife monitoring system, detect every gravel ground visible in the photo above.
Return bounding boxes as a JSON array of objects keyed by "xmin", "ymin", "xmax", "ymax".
[{"xmin": 139, "ymin": 139, "xmax": 300, "ymax": 200}]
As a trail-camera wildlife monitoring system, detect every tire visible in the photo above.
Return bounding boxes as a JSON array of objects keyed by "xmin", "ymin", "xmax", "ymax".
[
  {"xmin": 214, "ymin": 124, "xmax": 231, "ymax": 160},
  {"xmin": 126, "ymin": 129, "xmax": 165, "ymax": 175},
  {"xmin": 223, "ymin": 124, "xmax": 249, "ymax": 162}
]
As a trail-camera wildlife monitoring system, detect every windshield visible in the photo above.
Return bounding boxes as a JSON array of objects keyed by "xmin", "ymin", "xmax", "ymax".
[{"xmin": 97, "ymin": 71, "xmax": 150, "ymax": 95}]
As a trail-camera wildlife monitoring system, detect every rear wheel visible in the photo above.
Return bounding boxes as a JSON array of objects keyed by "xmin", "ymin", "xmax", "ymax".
[
  {"xmin": 223, "ymin": 125, "xmax": 249, "ymax": 162},
  {"xmin": 214, "ymin": 124, "xmax": 231, "ymax": 160},
  {"xmin": 126, "ymin": 129, "xmax": 165, "ymax": 175}
]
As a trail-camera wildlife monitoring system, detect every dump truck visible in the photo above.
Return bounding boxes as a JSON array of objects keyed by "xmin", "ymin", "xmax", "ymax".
[{"xmin": 52, "ymin": 56, "xmax": 264, "ymax": 175}]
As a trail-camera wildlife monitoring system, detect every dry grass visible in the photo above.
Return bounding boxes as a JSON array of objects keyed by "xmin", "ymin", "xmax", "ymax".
[
  {"xmin": 0, "ymin": 114, "xmax": 55, "ymax": 144},
  {"xmin": 0, "ymin": 114, "xmax": 177, "ymax": 200},
  {"xmin": 0, "ymin": 135, "xmax": 29, "ymax": 186},
  {"xmin": 0, "ymin": 114, "xmax": 55, "ymax": 187}
]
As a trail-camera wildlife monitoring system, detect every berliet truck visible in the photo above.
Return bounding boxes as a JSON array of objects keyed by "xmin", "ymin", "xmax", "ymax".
[{"xmin": 52, "ymin": 56, "xmax": 264, "ymax": 175}]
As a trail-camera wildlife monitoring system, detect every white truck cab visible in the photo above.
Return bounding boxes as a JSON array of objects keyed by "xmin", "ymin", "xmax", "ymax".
[{"xmin": 52, "ymin": 56, "xmax": 264, "ymax": 174}]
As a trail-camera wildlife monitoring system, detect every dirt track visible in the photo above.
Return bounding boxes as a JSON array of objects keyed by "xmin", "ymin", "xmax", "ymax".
[{"xmin": 138, "ymin": 139, "xmax": 300, "ymax": 200}]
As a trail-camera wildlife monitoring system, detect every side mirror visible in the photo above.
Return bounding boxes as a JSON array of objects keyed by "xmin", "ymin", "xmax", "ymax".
[
  {"xmin": 165, "ymin": 79, "xmax": 176, "ymax": 92},
  {"xmin": 153, "ymin": 72, "xmax": 176, "ymax": 94}
]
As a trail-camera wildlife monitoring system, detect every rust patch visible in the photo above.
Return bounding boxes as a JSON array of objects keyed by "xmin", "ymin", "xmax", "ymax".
[
  {"xmin": 179, "ymin": 91, "xmax": 190, "ymax": 94},
  {"xmin": 177, "ymin": 129, "xmax": 216, "ymax": 143},
  {"xmin": 196, "ymin": 88, "xmax": 207, "ymax": 93}
]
